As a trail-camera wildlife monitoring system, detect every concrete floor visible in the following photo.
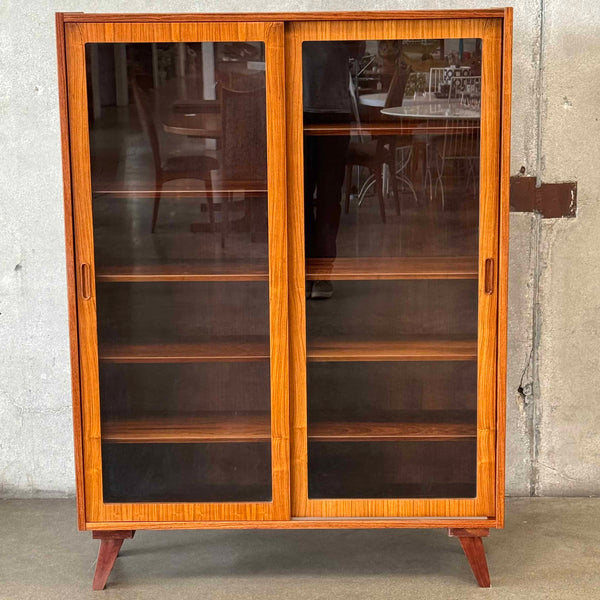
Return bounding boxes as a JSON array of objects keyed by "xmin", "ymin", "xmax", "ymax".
[{"xmin": 1, "ymin": 498, "xmax": 599, "ymax": 599}]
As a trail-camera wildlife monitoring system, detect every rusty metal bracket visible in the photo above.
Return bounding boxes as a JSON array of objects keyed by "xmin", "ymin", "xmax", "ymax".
[{"xmin": 510, "ymin": 176, "xmax": 577, "ymax": 218}]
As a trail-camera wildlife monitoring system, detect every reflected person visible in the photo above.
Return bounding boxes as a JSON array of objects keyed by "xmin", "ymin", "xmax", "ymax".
[{"xmin": 303, "ymin": 41, "xmax": 365, "ymax": 299}]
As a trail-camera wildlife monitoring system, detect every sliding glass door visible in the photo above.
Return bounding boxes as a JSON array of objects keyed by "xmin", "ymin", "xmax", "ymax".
[
  {"xmin": 287, "ymin": 18, "xmax": 501, "ymax": 518},
  {"xmin": 66, "ymin": 21, "xmax": 289, "ymax": 522}
]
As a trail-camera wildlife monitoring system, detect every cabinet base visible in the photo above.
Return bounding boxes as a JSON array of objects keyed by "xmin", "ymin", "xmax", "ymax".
[
  {"xmin": 90, "ymin": 528, "xmax": 491, "ymax": 589},
  {"xmin": 448, "ymin": 528, "xmax": 491, "ymax": 587},
  {"xmin": 92, "ymin": 530, "xmax": 135, "ymax": 590}
]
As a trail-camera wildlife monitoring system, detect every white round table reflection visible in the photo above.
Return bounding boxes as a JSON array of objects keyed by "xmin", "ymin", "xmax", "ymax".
[{"xmin": 381, "ymin": 101, "xmax": 480, "ymax": 120}]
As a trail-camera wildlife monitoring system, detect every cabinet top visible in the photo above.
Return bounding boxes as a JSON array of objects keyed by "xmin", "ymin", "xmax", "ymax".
[{"xmin": 59, "ymin": 9, "xmax": 510, "ymax": 24}]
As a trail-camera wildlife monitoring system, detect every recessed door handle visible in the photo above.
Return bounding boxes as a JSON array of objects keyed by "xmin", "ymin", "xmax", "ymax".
[
  {"xmin": 81, "ymin": 263, "xmax": 92, "ymax": 300},
  {"xmin": 484, "ymin": 258, "xmax": 494, "ymax": 295}
]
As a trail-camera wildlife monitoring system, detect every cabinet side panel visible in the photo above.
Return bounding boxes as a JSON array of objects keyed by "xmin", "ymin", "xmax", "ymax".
[
  {"xmin": 64, "ymin": 22, "xmax": 104, "ymax": 524},
  {"xmin": 475, "ymin": 17, "xmax": 503, "ymax": 517},
  {"xmin": 56, "ymin": 13, "xmax": 86, "ymax": 529},
  {"xmin": 496, "ymin": 8, "xmax": 513, "ymax": 529}
]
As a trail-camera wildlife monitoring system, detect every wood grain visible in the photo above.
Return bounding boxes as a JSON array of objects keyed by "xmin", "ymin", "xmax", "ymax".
[
  {"xmin": 307, "ymin": 338, "xmax": 477, "ymax": 362},
  {"xmin": 60, "ymin": 10, "xmax": 511, "ymax": 529},
  {"xmin": 61, "ymin": 10, "xmax": 507, "ymax": 23},
  {"xmin": 475, "ymin": 15, "xmax": 502, "ymax": 520},
  {"xmin": 92, "ymin": 538, "xmax": 125, "ymax": 590},
  {"xmin": 101, "ymin": 411, "xmax": 476, "ymax": 444},
  {"xmin": 98, "ymin": 340, "xmax": 270, "ymax": 363},
  {"xmin": 449, "ymin": 528, "xmax": 491, "ymax": 587},
  {"xmin": 448, "ymin": 527, "xmax": 489, "ymax": 537},
  {"xmin": 92, "ymin": 530, "xmax": 135, "ymax": 540},
  {"xmin": 308, "ymin": 420, "xmax": 475, "ymax": 442},
  {"xmin": 91, "ymin": 530, "xmax": 135, "ymax": 591},
  {"xmin": 56, "ymin": 12, "xmax": 86, "ymax": 531},
  {"xmin": 86, "ymin": 518, "xmax": 496, "ymax": 531},
  {"xmin": 306, "ymin": 257, "xmax": 478, "ymax": 280},
  {"xmin": 95, "ymin": 256, "xmax": 477, "ymax": 282},
  {"xmin": 65, "ymin": 20, "xmax": 289, "ymax": 523},
  {"xmin": 495, "ymin": 6, "xmax": 513, "ymax": 530},
  {"xmin": 457, "ymin": 536, "xmax": 491, "ymax": 587},
  {"xmin": 96, "ymin": 261, "xmax": 269, "ymax": 282},
  {"xmin": 103, "ymin": 413, "xmax": 271, "ymax": 444},
  {"xmin": 287, "ymin": 17, "xmax": 503, "ymax": 520}
]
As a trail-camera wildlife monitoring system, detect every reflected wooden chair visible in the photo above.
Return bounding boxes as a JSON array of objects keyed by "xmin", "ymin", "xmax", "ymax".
[
  {"xmin": 131, "ymin": 78, "xmax": 218, "ymax": 233},
  {"xmin": 213, "ymin": 80, "xmax": 267, "ymax": 248},
  {"xmin": 344, "ymin": 63, "xmax": 413, "ymax": 223}
]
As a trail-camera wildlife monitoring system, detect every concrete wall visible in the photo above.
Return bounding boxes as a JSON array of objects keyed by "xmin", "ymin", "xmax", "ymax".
[{"xmin": 0, "ymin": 0, "xmax": 597, "ymax": 497}]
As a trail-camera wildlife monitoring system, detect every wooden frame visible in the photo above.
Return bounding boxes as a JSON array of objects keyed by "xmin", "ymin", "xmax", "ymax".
[
  {"xmin": 496, "ymin": 6, "xmax": 513, "ymax": 529},
  {"xmin": 63, "ymin": 20, "xmax": 289, "ymax": 525},
  {"xmin": 287, "ymin": 17, "xmax": 502, "ymax": 519},
  {"xmin": 56, "ymin": 12, "xmax": 86, "ymax": 530},
  {"xmin": 57, "ymin": 9, "xmax": 511, "ymax": 532},
  {"xmin": 61, "ymin": 11, "xmax": 507, "ymax": 22}
]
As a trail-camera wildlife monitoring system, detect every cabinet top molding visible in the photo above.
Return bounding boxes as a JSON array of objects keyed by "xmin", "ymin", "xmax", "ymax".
[{"xmin": 60, "ymin": 9, "xmax": 509, "ymax": 23}]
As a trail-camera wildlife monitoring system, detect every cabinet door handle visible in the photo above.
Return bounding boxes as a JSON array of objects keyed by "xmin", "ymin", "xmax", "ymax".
[
  {"xmin": 81, "ymin": 263, "xmax": 92, "ymax": 300},
  {"xmin": 484, "ymin": 258, "xmax": 494, "ymax": 295}
]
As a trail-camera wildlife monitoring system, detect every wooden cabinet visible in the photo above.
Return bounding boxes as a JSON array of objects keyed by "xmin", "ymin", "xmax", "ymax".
[{"xmin": 57, "ymin": 9, "xmax": 512, "ymax": 589}]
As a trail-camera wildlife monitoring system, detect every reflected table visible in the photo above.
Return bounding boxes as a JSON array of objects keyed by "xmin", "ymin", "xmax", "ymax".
[{"xmin": 380, "ymin": 101, "xmax": 481, "ymax": 201}]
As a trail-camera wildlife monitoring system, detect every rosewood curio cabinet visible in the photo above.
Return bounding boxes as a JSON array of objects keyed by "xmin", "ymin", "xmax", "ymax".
[{"xmin": 57, "ymin": 8, "xmax": 512, "ymax": 589}]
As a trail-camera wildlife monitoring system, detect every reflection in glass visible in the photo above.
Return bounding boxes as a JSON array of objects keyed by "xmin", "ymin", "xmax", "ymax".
[
  {"xmin": 85, "ymin": 42, "xmax": 272, "ymax": 503},
  {"xmin": 302, "ymin": 38, "xmax": 481, "ymax": 500}
]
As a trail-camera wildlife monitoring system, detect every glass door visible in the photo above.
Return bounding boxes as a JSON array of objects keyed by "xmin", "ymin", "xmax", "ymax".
[
  {"xmin": 287, "ymin": 19, "xmax": 502, "ymax": 517},
  {"xmin": 65, "ymin": 21, "xmax": 288, "ymax": 523}
]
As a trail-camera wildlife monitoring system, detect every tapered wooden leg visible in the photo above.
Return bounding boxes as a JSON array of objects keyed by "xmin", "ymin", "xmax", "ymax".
[
  {"xmin": 92, "ymin": 530, "xmax": 135, "ymax": 591},
  {"xmin": 449, "ymin": 528, "xmax": 490, "ymax": 588}
]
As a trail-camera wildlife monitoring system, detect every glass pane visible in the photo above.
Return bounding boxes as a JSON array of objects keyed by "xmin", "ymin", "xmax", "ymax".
[
  {"xmin": 302, "ymin": 38, "xmax": 481, "ymax": 500},
  {"xmin": 85, "ymin": 41, "xmax": 271, "ymax": 503}
]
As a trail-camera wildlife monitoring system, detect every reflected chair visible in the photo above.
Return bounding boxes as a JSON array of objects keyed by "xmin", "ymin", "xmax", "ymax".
[
  {"xmin": 428, "ymin": 66, "xmax": 472, "ymax": 99},
  {"xmin": 449, "ymin": 76, "xmax": 481, "ymax": 107},
  {"xmin": 421, "ymin": 73, "xmax": 480, "ymax": 207},
  {"xmin": 428, "ymin": 67, "xmax": 445, "ymax": 95},
  {"xmin": 432, "ymin": 118, "xmax": 480, "ymax": 207},
  {"xmin": 214, "ymin": 80, "xmax": 267, "ymax": 247},
  {"xmin": 344, "ymin": 62, "xmax": 414, "ymax": 223},
  {"xmin": 131, "ymin": 79, "xmax": 218, "ymax": 233}
]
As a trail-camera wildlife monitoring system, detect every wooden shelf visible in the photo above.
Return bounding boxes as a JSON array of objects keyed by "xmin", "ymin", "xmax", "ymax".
[
  {"xmin": 310, "ymin": 419, "xmax": 476, "ymax": 442},
  {"xmin": 96, "ymin": 260, "xmax": 269, "ymax": 282},
  {"xmin": 307, "ymin": 338, "xmax": 477, "ymax": 362},
  {"xmin": 306, "ymin": 257, "xmax": 478, "ymax": 280},
  {"xmin": 99, "ymin": 339, "xmax": 270, "ymax": 363},
  {"xmin": 102, "ymin": 413, "xmax": 271, "ymax": 444},
  {"xmin": 304, "ymin": 122, "xmax": 480, "ymax": 137},
  {"xmin": 99, "ymin": 337, "xmax": 476, "ymax": 363},
  {"xmin": 96, "ymin": 257, "xmax": 476, "ymax": 283},
  {"xmin": 102, "ymin": 411, "xmax": 476, "ymax": 444},
  {"xmin": 92, "ymin": 182, "xmax": 267, "ymax": 198}
]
